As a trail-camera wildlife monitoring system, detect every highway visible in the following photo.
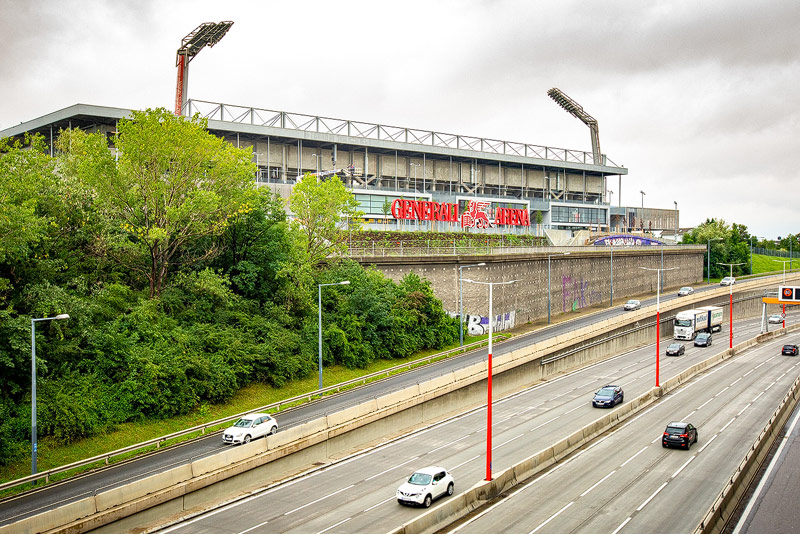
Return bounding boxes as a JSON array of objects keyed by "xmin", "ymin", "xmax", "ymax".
[
  {"xmin": 146, "ymin": 313, "xmax": 792, "ymax": 533},
  {"xmin": 0, "ymin": 277, "xmax": 786, "ymax": 529}
]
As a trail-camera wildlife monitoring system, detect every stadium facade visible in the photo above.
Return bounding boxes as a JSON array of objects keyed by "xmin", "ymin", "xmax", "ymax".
[{"xmin": 0, "ymin": 100, "xmax": 677, "ymax": 238}]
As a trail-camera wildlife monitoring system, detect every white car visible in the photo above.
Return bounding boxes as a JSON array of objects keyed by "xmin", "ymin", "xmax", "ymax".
[
  {"xmin": 678, "ymin": 286, "xmax": 694, "ymax": 296},
  {"xmin": 623, "ymin": 299, "xmax": 641, "ymax": 311},
  {"xmin": 720, "ymin": 277, "xmax": 736, "ymax": 286},
  {"xmin": 222, "ymin": 413, "xmax": 278, "ymax": 445},
  {"xmin": 396, "ymin": 466, "xmax": 455, "ymax": 508},
  {"xmin": 768, "ymin": 314, "xmax": 785, "ymax": 324}
]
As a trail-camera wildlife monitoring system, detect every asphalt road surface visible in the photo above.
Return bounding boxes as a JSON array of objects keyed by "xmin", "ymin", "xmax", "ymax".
[{"xmin": 148, "ymin": 315, "xmax": 788, "ymax": 533}]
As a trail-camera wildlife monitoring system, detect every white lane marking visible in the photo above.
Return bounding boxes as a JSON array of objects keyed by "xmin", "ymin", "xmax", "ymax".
[
  {"xmin": 451, "ymin": 455, "xmax": 480, "ymax": 470},
  {"xmin": 699, "ymin": 434, "xmax": 718, "ymax": 453},
  {"xmin": 528, "ymin": 501, "xmax": 574, "ymax": 533},
  {"xmin": 611, "ymin": 517, "xmax": 632, "ymax": 534},
  {"xmin": 720, "ymin": 417, "xmax": 737, "ymax": 432},
  {"xmin": 564, "ymin": 405, "xmax": 583, "ymax": 415},
  {"xmin": 752, "ymin": 391, "xmax": 764, "ymax": 402},
  {"xmin": 778, "ymin": 371, "xmax": 787, "ymax": 380},
  {"xmin": 764, "ymin": 381, "xmax": 777, "ymax": 392},
  {"xmin": 684, "ymin": 410, "xmax": 697, "ymax": 419},
  {"xmin": 580, "ymin": 470, "xmax": 616, "ymax": 497},
  {"xmin": 240, "ymin": 519, "xmax": 270, "ymax": 533},
  {"xmin": 365, "ymin": 456, "xmax": 419, "ymax": 480},
  {"xmin": 284, "ymin": 485, "xmax": 354, "ymax": 515},
  {"xmin": 620, "ymin": 447, "xmax": 648, "ymax": 467},
  {"xmin": 577, "ymin": 380, "xmax": 595, "ymax": 388},
  {"xmin": 621, "ymin": 362, "xmax": 639, "ymax": 370},
  {"xmin": 317, "ymin": 517, "xmax": 350, "ymax": 534},
  {"xmin": 733, "ymin": 408, "xmax": 800, "ymax": 534},
  {"xmin": 671, "ymin": 456, "xmax": 695, "ymax": 478},
  {"xmin": 428, "ymin": 435, "xmax": 469, "ymax": 454},
  {"xmin": 530, "ymin": 416, "xmax": 560, "ymax": 432},
  {"xmin": 517, "ymin": 402, "xmax": 544, "ymax": 414},
  {"xmin": 637, "ymin": 373, "xmax": 650, "ymax": 379},
  {"xmin": 743, "ymin": 369, "xmax": 755, "ymax": 377},
  {"xmin": 730, "ymin": 377, "xmax": 742, "ymax": 387},
  {"xmin": 497, "ymin": 434, "xmax": 525, "ymax": 448},
  {"xmin": 363, "ymin": 496, "xmax": 394, "ymax": 512},
  {"xmin": 651, "ymin": 435, "xmax": 662, "ymax": 444},
  {"xmin": 636, "ymin": 481, "xmax": 668, "ymax": 511},
  {"xmin": 716, "ymin": 386, "xmax": 730, "ymax": 397},
  {"xmin": 697, "ymin": 398, "xmax": 714, "ymax": 410},
  {"xmin": 737, "ymin": 404, "xmax": 751, "ymax": 416}
]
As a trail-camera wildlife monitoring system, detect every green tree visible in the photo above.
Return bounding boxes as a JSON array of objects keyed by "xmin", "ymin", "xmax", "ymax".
[
  {"xmin": 289, "ymin": 174, "xmax": 363, "ymax": 265},
  {"xmin": 682, "ymin": 218, "xmax": 751, "ymax": 279},
  {"xmin": 57, "ymin": 108, "xmax": 257, "ymax": 297}
]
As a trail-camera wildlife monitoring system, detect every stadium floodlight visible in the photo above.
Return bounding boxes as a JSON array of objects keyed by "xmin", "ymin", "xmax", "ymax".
[
  {"xmin": 547, "ymin": 88, "xmax": 602, "ymax": 164},
  {"xmin": 174, "ymin": 21, "xmax": 234, "ymax": 116}
]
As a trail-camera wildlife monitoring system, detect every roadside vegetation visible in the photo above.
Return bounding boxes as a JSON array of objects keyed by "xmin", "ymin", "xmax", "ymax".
[{"xmin": 0, "ymin": 110, "xmax": 458, "ymax": 476}]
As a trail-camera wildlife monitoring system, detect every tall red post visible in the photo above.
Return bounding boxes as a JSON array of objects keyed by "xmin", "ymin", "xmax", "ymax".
[
  {"xmin": 729, "ymin": 292, "xmax": 733, "ymax": 348},
  {"xmin": 656, "ymin": 310, "xmax": 660, "ymax": 388},
  {"xmin": 783, "ymin": 303, "xmax": 786, "ymax": 328},
  {"xmin": 174, "ymin": 55, "xmax": 187, "ymax": 116},
  {"xmin": 486, "ymin": 283, "xmax": 493, "ymax": 481}
]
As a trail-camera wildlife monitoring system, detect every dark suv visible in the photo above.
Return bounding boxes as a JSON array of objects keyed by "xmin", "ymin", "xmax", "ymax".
[
  {"xmin": 783, "ymin": 344, "xmax": 799, "ymax": 356},
  {"xmin": 662, "ymin": 422, "xmax": 698, "ymax": 449}
]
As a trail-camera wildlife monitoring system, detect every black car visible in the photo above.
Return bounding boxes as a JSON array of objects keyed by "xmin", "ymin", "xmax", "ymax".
[
  {"xmin": 782, "ymin": 344, "xmax": 799, "ymax": 356},
  {"xmin": 592, "ymin": 385, "xmax": 624, "ymax": 408},
  {"xmin": 662, "ymin": 422, "xmax": 698, "ymax": 449},
  {"xmin": 666, "ymin": 343, "xmax": 685, "ymax": 356},
  {"xmin": 694, "ymin": 333, "xmax": 712, "ymax": 347}
]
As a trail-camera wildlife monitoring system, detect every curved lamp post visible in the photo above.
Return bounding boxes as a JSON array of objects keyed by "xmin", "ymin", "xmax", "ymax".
[
  {"xmin": 718, "ymin": 262, "xmax": 745, "ymax": 348},
  {"xmin": 462, "ymin": 278, "xmax": 517, "ymax": 481},
  {"xmin": 31, "ymin": 313, "xmax": 70, "ymax": 474},
  {"xmin": 458, "ymin": 263, "xmax": 485, "ymax": 347}
]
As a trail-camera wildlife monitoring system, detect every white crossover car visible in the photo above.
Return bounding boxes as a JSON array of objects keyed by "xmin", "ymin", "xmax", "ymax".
[
  {"xmin": 222, "ymin": 413, "xmax": 278, "ymax": 445},
  {"xmin": 396, "ymin": 466, "xmax": 455, "ymax": 508}
]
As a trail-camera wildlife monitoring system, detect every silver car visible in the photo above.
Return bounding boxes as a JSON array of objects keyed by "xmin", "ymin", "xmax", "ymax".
[
  {"xmin": 720, "ymin": 277, "xmax": 736, "ymax": 286},
  {"xmin": 623, "ymin": 299, "xmax": 641, "ymax": 311},
  {"xmin": 768, "ymin": 314, "xmax": 785, "ymax": 324},
  {"xmin": 678, "ymin": 286, "xmax": 694, "ymax": 296}
]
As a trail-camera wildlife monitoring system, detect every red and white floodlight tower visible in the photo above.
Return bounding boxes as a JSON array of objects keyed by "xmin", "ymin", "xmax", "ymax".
[{"xmin": 174, "ymin": 21, "xmax": 234, "ymax": 116}]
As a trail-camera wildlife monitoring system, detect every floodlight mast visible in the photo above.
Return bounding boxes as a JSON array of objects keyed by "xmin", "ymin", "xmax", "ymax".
[
  {"xmin": 174, "ymin": 21, "xmax": 234, "ymax": 116},
  {"xmin": 547, "ymin": 88, "xmax": 602, "ymax": 164}
]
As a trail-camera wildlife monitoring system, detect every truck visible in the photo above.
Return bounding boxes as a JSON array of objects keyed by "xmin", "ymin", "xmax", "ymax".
[{"xmin": 674, "ymin": 306, "xmax": 723, "ymax": 340}]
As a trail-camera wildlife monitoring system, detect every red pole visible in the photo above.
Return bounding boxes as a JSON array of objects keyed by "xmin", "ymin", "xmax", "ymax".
[
  {"xmin": 656, "ymin": 310, "xmax": 660, "ymax": 388},
  {"xmin": 783, "ymin": 303, "xmax": 786, "ymax": 328},
  {"xmin": 486, "ymin": 283, "xmax": 493, "ymax": 482},
  {"xmin": 729, "ymin": 292, "xmax": 733, "ymax": 348},
  {"xmin": 174, "ymin": 55, "xmax": 187, "ymax": 116}
]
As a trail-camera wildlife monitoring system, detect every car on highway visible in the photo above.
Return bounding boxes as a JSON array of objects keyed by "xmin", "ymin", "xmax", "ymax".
[
  {"xmin": 222, "ymin": 413, "xmax": 278, "ymax": 445},
  {"xmin": 678, "ymin": 286, "xmax": 694, "ymax": 296},
  {"xmin": 720, "ymin": 276, "xmax": 736, "ymax": 286},
  {"xmin": 769, "ymin": 314, "xmax": 785, "ymax": 324},
  {"xmin": 662, "ymin": 421, "xmax": 698, "ymax": 449},
  {"xmin": 782, "ymin": 344, "xmax": 799, "ymax": 356},
  {"xmin": 623, "ymin": 299, "xmax": 641, "ymax": 311},
  {"xmin": 694, "ymin": 332, "xmax": 712, "ymax": 347},
  {"xmin": 592, "ymin": 385, "xmax": 624, "ymax": 408},
  {"xmin": 666, "ymin": 343, "xmax": 686, "ymax": 356},
  {"xmin": 396, "ymin": 466, "xmax": 454, "ymax": 507}
]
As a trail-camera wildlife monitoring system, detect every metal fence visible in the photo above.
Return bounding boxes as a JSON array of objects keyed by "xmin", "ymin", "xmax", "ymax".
[
  {"xmin": 345, "ymin": 243, "xmax": 707, "ymax": 257},
  {"xmin": 753, "ymin": 247, "xmax": 799, "ymax": 259}
]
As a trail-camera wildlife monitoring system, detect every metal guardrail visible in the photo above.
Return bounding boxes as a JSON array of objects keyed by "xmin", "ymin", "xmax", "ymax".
[
  {"xmin": 0, "ymin": 335, "xmax": 508, "ymax": 493},
  {"xmin": 184, "ymin": 99, "xmax": 624, "ymax": 168}
]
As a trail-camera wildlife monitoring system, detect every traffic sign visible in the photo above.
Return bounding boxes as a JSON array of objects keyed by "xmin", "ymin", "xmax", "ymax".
[{"xmin": 779, "ymin": 286, "xmax": 800, "ymax": 303}]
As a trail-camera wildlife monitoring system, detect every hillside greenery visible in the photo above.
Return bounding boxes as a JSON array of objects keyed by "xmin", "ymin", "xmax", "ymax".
[{"xmin": 0, "ymin": 110, "xmax": 457, "ymax": 468}]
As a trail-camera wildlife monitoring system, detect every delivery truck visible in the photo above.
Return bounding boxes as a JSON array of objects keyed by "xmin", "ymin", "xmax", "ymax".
[{"xmin": 674, "ymin": 306, "xmax": 723, "ymax": 340}]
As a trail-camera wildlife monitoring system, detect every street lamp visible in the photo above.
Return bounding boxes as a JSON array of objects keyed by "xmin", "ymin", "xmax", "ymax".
[
  {"xmin": 718, "ymin": 262, "xmax": 745, "ymax": 349},
  {"xmin": 749, "ymin": 236, "xmax": 757, "ymax": 275},
  {"xmin": 609, "ymin": 246, "xmax": 614, "ymax": 307},
  {"xmin": 462, "ymin": 278, "xmax": 518, "ymax": 482},
  {"xmin": 318, "ymin": 281, "xmax": 350, "ymax": 391},
  {"xmin": 548, "ymin": 252, "xmax": 570, "ymax": 324},
  {"xmin": 673, "ymin": 201, "xmax": 678, "ymax": 243},
  {"xmin": 639, "ymin": 267, "xmax": 676, "ymax": 388},
  {"xmin": 640, "ymin": 190, "xmax": 645, "ymax": 209},
  {"xmin": 707, "ymin": 238, "xmax": 722, "ymax": 285},
  {"xmin": 31, "ymin": 313, "xmax": 70, "ymax": 475},
  {"xmin": 311, "ymin": 153, "xmax": 322, "ymax": 179},
  {"xmin": 459, "ymin": 263, "xmax": 486, "ymax": 346}
]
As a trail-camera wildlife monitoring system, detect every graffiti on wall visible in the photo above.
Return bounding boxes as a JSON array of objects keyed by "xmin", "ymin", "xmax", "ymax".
[
  {"xmin": 562, "ymin": 275, "xmax": 603, "ymax": 312},
  {"xmin": 465, "ymin": 311, "xmax": 517, "ymax": 335}
]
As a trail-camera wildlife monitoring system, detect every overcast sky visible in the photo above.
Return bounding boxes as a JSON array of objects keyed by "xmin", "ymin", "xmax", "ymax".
[{"xmin": 1, "ymin": 0, "xmax": 798, "ymax": 239}]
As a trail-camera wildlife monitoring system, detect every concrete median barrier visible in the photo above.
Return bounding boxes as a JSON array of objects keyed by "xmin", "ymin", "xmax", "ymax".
[
  {"xmin": 191, "ymin": 439, "xmax": 267, "ymax": 478},
  {"xmin": 96, "ymin": 464, "xmax": 193, "ymax": 513},
  {"xmin": 0, "ymin": 496, "xmax": 96, "ymax": 534}
]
